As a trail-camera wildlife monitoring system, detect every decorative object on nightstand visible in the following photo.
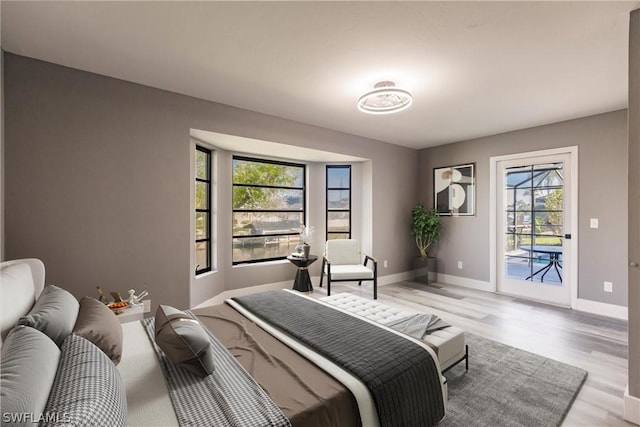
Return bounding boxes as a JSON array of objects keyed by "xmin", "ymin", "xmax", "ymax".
[
  {"xmin": 96, "ymin": 286, "xmax": 107, "ymax": 303},
  {"xmin": 296, "ymin": 224, "xmax": 315, "ymax": 258},
  {"xmin": 107, "ymin": 301, "xmax": 129, "ymax": 315},
  {"xmin": 292, "ymin": 244, "xmax": 310, "ymax": 259},
  {"xmin": 110, "ymin": 291, "xmax": 124, "ymax": 302},
  {"xmin": 127, "ymin": 286, "xmax": 149, "ymax": 306}
]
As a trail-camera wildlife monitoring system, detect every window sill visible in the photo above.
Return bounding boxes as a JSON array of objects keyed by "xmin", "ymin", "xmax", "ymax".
[
  {"xmin": 195, "ymin": 270, "xmax": 217, "ymax": 280},
  {"xmin": 232, "ymin": 259, "xmax": 289, "ymax": 268}
]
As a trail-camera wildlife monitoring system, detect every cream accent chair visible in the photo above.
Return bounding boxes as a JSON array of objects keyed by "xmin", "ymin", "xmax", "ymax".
[{"xmin": 319, "ymin": 239, "xmax": 378, "ymax": 299}]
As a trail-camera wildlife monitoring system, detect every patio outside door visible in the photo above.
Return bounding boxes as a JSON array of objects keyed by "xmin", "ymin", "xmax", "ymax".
[{"xmin": 496, "ymin": 152, "xmax": 573, "ymax": 306}]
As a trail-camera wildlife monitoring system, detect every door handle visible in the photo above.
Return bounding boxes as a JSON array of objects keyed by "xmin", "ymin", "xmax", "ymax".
[
  {"xmin": 631, "ymin": 262, "xmax": 639, "ymax": 268},
  {"xmin": 564, "ymin": 234, "xmax": 572, "ymax": 239}
]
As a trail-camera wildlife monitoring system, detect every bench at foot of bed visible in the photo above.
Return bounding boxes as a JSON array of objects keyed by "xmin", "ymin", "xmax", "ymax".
[{"xmin": 319, "ymin": 293, "xmax": 468, "ymax": 373}]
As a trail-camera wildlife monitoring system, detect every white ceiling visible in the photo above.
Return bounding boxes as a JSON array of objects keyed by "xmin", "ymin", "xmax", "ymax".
[{"xmin": 2, "ymin": 1, "xmax": 638, "ymax": 149}]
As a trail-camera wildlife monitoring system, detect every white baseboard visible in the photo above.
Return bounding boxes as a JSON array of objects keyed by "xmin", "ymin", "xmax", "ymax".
[
  {"xmin": 625, "ymin": 386, "xmax": 640, "ymax": 425},
  {"xmin": 436, "ymin": 273, "xmax": 494, "ymax": 292},
  {"xmin": 574, "ymin": 298, "xmax": 628, "ymax": 320},
  {"xmin": 378, "ymin": 270, "xmax": 416, "ymax": 286}
]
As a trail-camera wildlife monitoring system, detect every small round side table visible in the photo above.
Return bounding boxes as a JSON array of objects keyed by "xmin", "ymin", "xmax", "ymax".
[{"xmin": 286, "ymin": 255, "xmax": 318, "ymax": 292}]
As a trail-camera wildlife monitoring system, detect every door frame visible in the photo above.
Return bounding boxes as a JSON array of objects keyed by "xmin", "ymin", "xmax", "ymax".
[{"xmin": 489, "ymin": 146, "xmax": 578, "ymax": 308}]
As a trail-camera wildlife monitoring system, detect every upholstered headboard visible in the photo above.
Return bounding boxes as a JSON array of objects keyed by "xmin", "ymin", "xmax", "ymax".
[{"xmin": 0, "ymin": 258, "xmax": 46, "ymax": 345}]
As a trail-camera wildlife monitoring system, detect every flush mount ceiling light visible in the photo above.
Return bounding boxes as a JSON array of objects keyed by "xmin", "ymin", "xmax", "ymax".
[{"xmin": 357, "ymin": 81, "xmax": 413, "ymax": 115}]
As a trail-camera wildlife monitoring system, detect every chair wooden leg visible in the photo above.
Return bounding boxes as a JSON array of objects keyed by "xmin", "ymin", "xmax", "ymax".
[
  {"xmin": 327, "ymin": 277, "xmax": 331, "ymax": 296},
  {"xmin": 373, "ymin": 277, "xmax": 377, "ymax": 299},
  {"xmin": 358, "ymin": 280, "xmax": 362, "ymax": 286},
  {"xmin": 319, "ymin": 258, "xmax": 325, "ymax": 287}
]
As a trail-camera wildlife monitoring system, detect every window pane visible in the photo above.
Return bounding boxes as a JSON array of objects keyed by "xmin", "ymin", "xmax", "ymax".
[
  {"xmin": 505, "ymin": 189, "xmax": 515, "ymax": 210},
  {"xmin": 534, "ymin": 235, "xmax": 562, "ymax": 247},
  {"xmin": 513, "ymin": 189, "xmax": 531, "ymax": 211},
  {"xmin": 195, "ymin": 147, "xmax": 212, "ymax": 274},
  {"xmin": 327, "ymin": 190, "xmax": 350, "ymax": 209},
  {"xmin": 505, "ymin": 213, "xmax": 533, "ymax": 233},
  {"xmin": 233, "ymin": 187, "xmax": 303, "ymax": 210},
  {"xmin": 327, "ymin": 211, "xmax": 350, "ymax": 233},
  {"xmin": 504, "ymin": 255, "xmax": 530, "ymax": 279},
  {"xmin": 328, "ymin": 233, "xmax": 350, "ymax": 240},
  {"xmin": 196, "ymin": 150, "xmax": 209, "ymax": 180},
  {"xmin": 196, "ymin": 212, "xmax": 208, "ymax": 240},
  {"xmin": 533, "ymin": 168, "xmax": 563, "ymax": 188},
  {"xmin": 506, "ymin": 233, "xmax": 541, "ymax": 252},
  {"xmin": 232, "ymin": 157, "xmax": 306, "ymax": 264},
  {"xmin": 233, "ymin": 212, "xmax": 303, "ymax": 236},
  {"xmin": 326, "ymin": 166, "xmax": 351, "ymax": 240},
  {"xmin": 233, "ymin": 236, "xmax": 300, "ymax": 263},
  {"xmin": 533, "ymin": 211, "xmax": 562, "ymax": 228},
  {"xmin": 533, "ymin": 225, "xmax": 563, "ymax": 236},
  {"xmin": 505, "ymin": 233, "xmax": 516, "ymax": 252},
  {"xmin": 505, "ymin": 167, "xmax": 532, "ymax": 188},
  {"xmin": 327, "ymin": 167, "xmax": 350, "ymax": 188},
  {"xmin": 233, "ymin": 159, "xmax": 303, "ymax": 188},
  {"xmin": 534, "ymin": 188, "xmax": 562, "ymax": 211},
  {"xmin": 195, "ymin": 182, "xmax": 208, "ymax": 209},
  {"xmin": 196, "ymin": 242, "xmax": 209, "ymax": 271}
]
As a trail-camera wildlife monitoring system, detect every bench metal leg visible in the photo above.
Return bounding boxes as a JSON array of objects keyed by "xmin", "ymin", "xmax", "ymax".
[{"xmin": 442, "ymin": 344, "xmax": 469, "ymax": 374}]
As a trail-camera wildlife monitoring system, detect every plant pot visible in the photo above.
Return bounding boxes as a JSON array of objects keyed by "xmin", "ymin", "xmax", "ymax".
[{"xmin": 413, "ymin": 256, "xmax": 437, "ymax": 284}]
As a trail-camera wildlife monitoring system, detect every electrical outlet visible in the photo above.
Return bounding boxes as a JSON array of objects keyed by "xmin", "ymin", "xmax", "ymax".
[
  {"xmin": 457, "ymin": 261, "xmax": 463, "ymax": 269},
  {"xmin": 590, "ymin": 218, "xmax": 599, "ymax": 229},
  {"xmin": 604, "ymin": 281, "xmax": 613, "ymax": 293},
  {"xmin": 383, "ymin": 260, "xmax": 388, "ymax": 268}
]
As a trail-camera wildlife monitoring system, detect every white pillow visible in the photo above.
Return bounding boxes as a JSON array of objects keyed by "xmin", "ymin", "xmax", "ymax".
[
  {"xmin": 18, "ymin": 285, "xmax": 79, "ymax": 347},
  {"xmin": 0, "ymin": 326, "xmax": 61, "ymax": 423},
  {"xmin": 0, "ymin": 263, "xmax": 36, "ymax": 343}
]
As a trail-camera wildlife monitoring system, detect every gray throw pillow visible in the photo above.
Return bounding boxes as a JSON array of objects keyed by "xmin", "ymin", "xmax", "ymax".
[
  {"xmin": 155, "ymin": 305, "xmax": 215, "ymax": 377},
  {"xmin": 0, "ymin": 326, "xmax": 61, "ymax": 426},
  {"xmin": 73, "ymin": 297, "xmax": 124, "ymax": 364},
  {"xmin": 18, "ymin": 284, "xmax": 79, "ymax": 347},
  {"xmin": 41, "ymin": 334, "xmax": 127, "ymax": 427}
]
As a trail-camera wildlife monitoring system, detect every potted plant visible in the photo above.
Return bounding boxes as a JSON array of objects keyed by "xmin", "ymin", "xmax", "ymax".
[{"xmin": 410, "ymin": 203, "xmax": 441, "ymax": 283}]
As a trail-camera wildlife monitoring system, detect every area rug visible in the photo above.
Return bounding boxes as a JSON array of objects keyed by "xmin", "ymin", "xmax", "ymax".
[{"xmin": 442, "ymin": 333, "xmax": 587, "ymax": 427}]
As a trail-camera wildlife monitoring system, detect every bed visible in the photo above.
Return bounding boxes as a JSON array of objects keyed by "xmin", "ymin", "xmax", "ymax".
[{"xmin": 0, "ymin": 258, "xmax": 447, "ymax": 427}]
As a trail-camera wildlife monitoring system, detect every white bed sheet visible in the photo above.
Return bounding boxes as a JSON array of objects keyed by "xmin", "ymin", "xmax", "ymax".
[{"xmin": 118, "ymin": 321, "xmax": 178, "ymax": 427}]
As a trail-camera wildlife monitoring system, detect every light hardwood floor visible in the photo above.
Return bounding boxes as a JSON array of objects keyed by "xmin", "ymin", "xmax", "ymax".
[{"xmin": 310, "ymin": 278, "xmax": 633, "ymax": 427}]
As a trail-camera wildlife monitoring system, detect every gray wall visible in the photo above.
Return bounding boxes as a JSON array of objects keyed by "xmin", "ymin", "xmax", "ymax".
[
  {"xmin": 628, "ymin": 8, "xmax": 639, "ymax": 400},
  {"xmin": 418, "ymin": 110, "xmax": 628, "ymax": 306},
  {"xmin": 4, "ymin": 53, "xmax": 418, "ymax": 310}
]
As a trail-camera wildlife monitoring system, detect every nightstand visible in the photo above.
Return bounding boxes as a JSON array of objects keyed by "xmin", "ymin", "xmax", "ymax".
[
  {"xmin": 115, "ymin": 305, "xmax": 143, "ymax": 323},
  {"xmin": 287, "ymin": 255, "xmax": 318, "ymax": 292}
]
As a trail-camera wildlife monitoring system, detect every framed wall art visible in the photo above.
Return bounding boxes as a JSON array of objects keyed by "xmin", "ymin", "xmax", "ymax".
[{"xmin": 434, "ymin": 163, "xmax": 475, "ymax": 216}]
